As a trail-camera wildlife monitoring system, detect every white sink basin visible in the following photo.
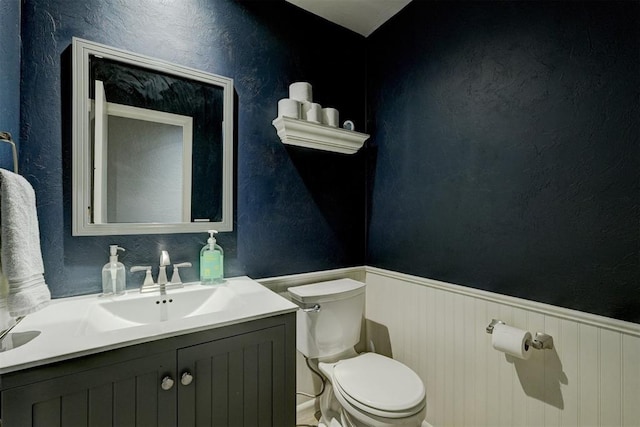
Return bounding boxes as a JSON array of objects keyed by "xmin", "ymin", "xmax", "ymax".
[
  {"xmin": 0, "ymin": 277, "xmax": 298, "ymax": 374},
  {"xmin": 76, "ymin": 284, "xmax": 240, "ymax": 335}
]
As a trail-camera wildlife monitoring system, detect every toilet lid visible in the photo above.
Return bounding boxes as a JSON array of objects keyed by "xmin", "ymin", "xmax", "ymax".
[{"xmin": 332, "ymin": 353, "xmax": 425, "ymax": 413}]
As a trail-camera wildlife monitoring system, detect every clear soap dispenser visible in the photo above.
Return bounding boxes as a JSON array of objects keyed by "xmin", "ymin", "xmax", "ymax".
[
  {"xmin": 200, "ymin": 230, "xmax": 224, "ymax": 284},
  {"xmin": 102, "ymin": 245, "xmax": 126, "ymax": 296}
]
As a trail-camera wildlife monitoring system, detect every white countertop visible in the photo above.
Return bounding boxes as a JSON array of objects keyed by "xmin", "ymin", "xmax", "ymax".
[{"xmin": 0, "ymin": 277, "xmax": 298, "ymax": 374}]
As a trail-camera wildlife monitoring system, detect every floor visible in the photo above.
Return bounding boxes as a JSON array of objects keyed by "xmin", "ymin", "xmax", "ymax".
[{"xmin": 296, "ymin": 403, "xmax": 320, "ymax": 427}]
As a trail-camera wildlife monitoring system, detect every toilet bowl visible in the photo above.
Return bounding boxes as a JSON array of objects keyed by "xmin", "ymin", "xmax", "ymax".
[
  {"xmin": 288, "ymin": 279, "xmax": 428, "ymax": 427},
  {"xmin": 320, "ymin": 353, "xmax": 427, "ymax": 427}
]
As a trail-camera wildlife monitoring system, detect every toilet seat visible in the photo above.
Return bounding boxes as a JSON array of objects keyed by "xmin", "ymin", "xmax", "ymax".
[{"xmin": 331, "ymin": 353, "xmax": 426, "ymax": 419}]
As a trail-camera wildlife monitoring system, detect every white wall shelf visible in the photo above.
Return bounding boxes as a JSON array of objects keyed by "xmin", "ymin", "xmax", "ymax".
[{"xmin": 272, "ymin": 116, "xmax": 369, "ymax": 154}]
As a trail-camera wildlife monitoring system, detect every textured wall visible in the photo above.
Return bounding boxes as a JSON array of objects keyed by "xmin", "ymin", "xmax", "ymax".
[
  {"xmin": 17, "ymin": 0, "xmax": 640, "ymax": 324},
  {"xmin": 367, "ymin": 1, "xmax": 640, "ymax": 323},
  {"xmin": 20, "ymin": 0, "xmax": 366, "ymax": 297},
  {"xmin": 0, "ymin": 0, "xmax": 20, "ymax": 171}
]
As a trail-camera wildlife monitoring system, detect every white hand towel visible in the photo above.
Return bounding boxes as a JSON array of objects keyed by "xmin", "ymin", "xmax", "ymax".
[
  {"xmin": 0, "ymin": 169, "xmax": 51, "ymax": 318},
  {"xmin": 0, "ymin": 262, "xmax": 13, "ymax": 331}
]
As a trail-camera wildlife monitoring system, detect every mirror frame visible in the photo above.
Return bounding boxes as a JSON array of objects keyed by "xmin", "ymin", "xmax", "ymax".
[{"xmin": 72, "ymin": 37, "xmax": 234, "ymax": 235}]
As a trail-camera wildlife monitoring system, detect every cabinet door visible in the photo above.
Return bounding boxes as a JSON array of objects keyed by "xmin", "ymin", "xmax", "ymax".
[
  {"xmin": 1, "ymin": 351, "xmax": 176, "ymax": 427},
  {"xmin": 177, "ymin": 325, "xmax": 293, "ymax": 427}
]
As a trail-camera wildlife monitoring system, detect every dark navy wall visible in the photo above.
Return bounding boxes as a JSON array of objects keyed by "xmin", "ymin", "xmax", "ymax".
[
  {"xmin": 367, "ymin": 1, "xmax": 640, "ymax": 323},
  {"xmin": 0, "ymin": 0, "xmax": 20, "ymax": 170},
  {"xmin": 20, "ymin": 0, "xmax": 366, "ymax": 297},
  {"xmin": 17, "ymin": 0, "xmax": 640, "ymax": 324}
]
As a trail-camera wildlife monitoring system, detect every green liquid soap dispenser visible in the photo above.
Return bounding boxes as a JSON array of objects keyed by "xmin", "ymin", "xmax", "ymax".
[
  {"xmin": 102, "ymin": 245, "xmax": 126, "ymax": 296},
  {"xmin": 200, "ymin": 230, "xmax": 224, "ymax": 284}
]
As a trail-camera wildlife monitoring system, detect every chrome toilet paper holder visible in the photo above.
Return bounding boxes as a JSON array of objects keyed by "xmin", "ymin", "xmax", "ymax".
[{"xmin": 486, "ymin": 319, "xmax": 554, "ymax": 350}]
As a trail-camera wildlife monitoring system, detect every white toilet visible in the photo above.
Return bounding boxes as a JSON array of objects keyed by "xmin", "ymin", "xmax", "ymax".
[{"xmin": 289, "ymin": 279, "xmax": 427, "ymax": 427}]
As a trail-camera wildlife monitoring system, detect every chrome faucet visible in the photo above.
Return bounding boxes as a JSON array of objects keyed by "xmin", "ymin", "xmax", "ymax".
[
  {"xmin": 157, "ymin": 251, "xmax": 171, "ymax": 295},
  {"xmin": 131, "ymin": 251, "xmax": 192, "ymax": 294}
]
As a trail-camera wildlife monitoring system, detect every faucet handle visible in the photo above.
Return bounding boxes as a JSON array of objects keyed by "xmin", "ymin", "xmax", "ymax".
[
  {"xmin": 160, "ymin": 250, "xmax": 171, "ymax": 267},
  {"xmin": 174, "ymin": 262, "xmax": 192, "ymax": 269},
  {"xmin": 131, "ymin": 266, "xmax": 154, "ymax": 288},
  {"xmin": 171, "ymin": 262, "xmax": 192, "ymax": 285}
]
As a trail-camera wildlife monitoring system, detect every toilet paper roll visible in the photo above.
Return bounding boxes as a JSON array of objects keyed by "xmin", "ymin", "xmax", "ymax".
[
  {"xmin": 278, "ymin": 98, "xmax": 301, "ymax": 119},
  {"xmin": 303, "ymin": 102, "xmax": 322, "ymax": 123},
  {"xmin": 289, "ymin": 82, "xmax": 313, "ymax": 102},
  {"xmin": 491, "ymin": 323, "xmax": 532, "ymax": 360},
  {"xmin": 322, "ymin": 107, "xmax": 339, "ymax": 127}
]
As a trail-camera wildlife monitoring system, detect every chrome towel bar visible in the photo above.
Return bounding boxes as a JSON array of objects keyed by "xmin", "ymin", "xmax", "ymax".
[{"xmin": 0, "ymin": 131, "xmax": 18, "ymax": 174}]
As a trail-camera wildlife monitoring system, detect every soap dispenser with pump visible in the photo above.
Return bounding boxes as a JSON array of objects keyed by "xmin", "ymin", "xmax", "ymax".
[
  {"xmin": 102, "ymin": 245, "xmax": 126, "ymax": 296},
  {"xmin": 200, "ymin": 230, "xmax": 224, "ymax": 284}
]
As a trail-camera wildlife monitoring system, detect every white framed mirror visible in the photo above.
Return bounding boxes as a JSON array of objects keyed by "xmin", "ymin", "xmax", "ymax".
[{"xmin": 72, "ymin": 37, "xmax": 234, "ymax": 235}]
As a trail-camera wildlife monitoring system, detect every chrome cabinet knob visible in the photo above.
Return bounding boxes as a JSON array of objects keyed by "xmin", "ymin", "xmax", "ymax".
[
  {"xmin": 181, "ymin": 371, "xmax": 194, "ymax": 386},
  {"xmin": 161, "ymin": 376, "xmax": 175, "ymax": 391}
]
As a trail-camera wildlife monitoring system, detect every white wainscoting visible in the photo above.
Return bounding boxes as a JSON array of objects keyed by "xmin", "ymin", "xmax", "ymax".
[
  {"xmin": 259, "ymin": 266, "xmax": 640, "ymax": 426},
  {"xmin": 364, "ymin": 267, "xmax": 640, "ymax": 427}
]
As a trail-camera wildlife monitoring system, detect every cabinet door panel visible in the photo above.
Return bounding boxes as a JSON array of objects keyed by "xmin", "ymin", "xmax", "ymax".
[
  {"xmin": 33, "ymin": 397, "xmax": 62, "ymax": 427},
  {"xmin": 257, "ymin": 340, "xmax": 274, "ymax": 423},
  {"xmin": 113, "ymin": 377, "xmax": 136, "ymax": 426},
  {"xmin": 210, "ymin": 352, "xmax": 229, "ymax": 425},
  {"xmin": 63, "ymin": 390, "xmax": 89, "ymax": 426},
  {"xmin": 1, "ymin": 352, "xmax": 176, "ymax": 427},
  {"xmin": 177, "ymin": 325, "xmax": 289, "ymax": 427}
]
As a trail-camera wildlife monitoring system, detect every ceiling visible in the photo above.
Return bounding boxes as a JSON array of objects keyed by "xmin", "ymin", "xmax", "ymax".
[{"xmin": 285, "ymin": 0, "xmax": 412, "ymax": 37}]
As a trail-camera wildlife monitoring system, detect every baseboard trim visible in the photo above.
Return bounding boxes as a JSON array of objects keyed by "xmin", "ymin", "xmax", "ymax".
[{"xmin": 365, "ymin": 266, "xmax": 640, "ymax": 337}]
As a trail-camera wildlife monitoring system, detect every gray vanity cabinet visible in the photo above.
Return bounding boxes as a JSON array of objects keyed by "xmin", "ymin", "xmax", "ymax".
[
  {"xmin": 177, "ymin": 325, "xmax": 288, "ymax": 426},
  {"xmin": 0, "ymin": 313, "xmax": 295, "ymax": 427},
  {"xmin": 2, "ymin": 351, "xmax": 177, "ymax": 427}
]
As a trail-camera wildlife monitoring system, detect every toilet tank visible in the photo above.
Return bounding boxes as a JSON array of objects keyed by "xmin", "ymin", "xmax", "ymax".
[{"xmin": 288, "ymin": 279, "xmax": 365, "ymax": 359}]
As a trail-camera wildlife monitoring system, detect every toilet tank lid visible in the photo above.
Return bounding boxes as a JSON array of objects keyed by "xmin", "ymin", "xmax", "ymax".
[{"xmin": 288, "ymin": 278, "xmax": 365, "ymax": 304}]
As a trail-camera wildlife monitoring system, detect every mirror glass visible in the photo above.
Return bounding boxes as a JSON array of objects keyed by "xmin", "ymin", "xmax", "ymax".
[{"xmin": 72, "ymin": 38, "xmax": 234, "ymax": 235}]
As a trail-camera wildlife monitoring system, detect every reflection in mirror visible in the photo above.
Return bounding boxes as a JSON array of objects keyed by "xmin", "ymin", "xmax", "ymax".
[
  {"xmin": 95, "ymin": 105, "xmax": 193, "ymax": 223},
  {"xmin": 72, "ymin": 37, "xmax": 234, "ymax": 235}
]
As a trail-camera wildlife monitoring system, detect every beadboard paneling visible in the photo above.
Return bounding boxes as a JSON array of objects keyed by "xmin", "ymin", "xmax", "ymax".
[{"xmin": 364, "ymin": 267, "xmax": 640, "ymax": 427}]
